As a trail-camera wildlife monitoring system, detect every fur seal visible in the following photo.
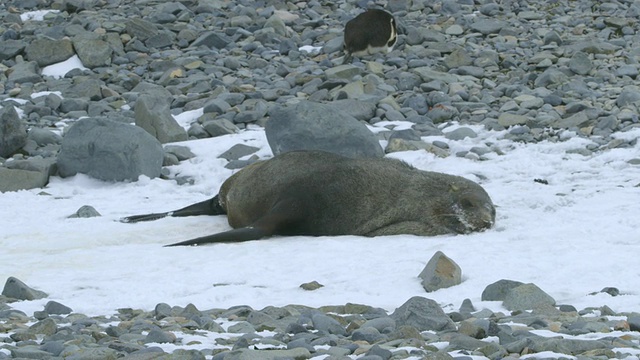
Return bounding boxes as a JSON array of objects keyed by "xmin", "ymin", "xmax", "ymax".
[
  {"xmin": 343, "ymin": 9, "xmax": 397, "ymax": 64},
  {"xmin": 122, "ymin": 150, "xmax": 495, "ymax": 246}
]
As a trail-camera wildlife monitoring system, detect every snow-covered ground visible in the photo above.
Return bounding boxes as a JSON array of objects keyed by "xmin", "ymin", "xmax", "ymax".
[{"xmin": 2, "ymin": 117, "xmax": 640, "ymax": 318}]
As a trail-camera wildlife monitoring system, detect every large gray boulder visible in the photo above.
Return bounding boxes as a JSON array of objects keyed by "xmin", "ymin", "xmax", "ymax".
[
  {"xmin": 57, "ymin": 118, "xmax": 163, "ymax": 181},
  {"xmin": 265, "ymin": 101, "xmax": 384, "ymax": 158},
  {"xmin": 0, "ymin": 105, "xmax": 28, "ymax": 158}
]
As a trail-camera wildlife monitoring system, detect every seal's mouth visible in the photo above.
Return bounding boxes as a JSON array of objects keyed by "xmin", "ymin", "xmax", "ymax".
[{"xmin": 446, "ymin": 202, "xmax": 496, "ymax": 234}]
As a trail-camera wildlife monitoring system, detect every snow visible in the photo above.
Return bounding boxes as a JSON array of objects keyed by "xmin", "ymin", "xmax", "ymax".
[{"xmin": 2, "ymin": 46, "xmax": 640, "ymax": 357}]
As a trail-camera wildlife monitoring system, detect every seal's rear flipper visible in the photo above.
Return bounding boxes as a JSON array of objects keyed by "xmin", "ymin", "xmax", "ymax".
[
  {"xmin": 164, "ymin": 227, "xmax": 268, "ymax": 247},
  {"xmin": 120, "ymin": 195, "xmax": 225, "ymax": 223}
]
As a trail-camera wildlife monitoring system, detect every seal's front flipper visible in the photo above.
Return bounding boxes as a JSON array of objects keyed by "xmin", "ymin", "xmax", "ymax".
[
  {"xmin": 121, "ymin": 195, "xmax": 225, "ymax": 223},
  {"xmin": 163, "ymin": 197, "xmax": 306, "ymax": 246},
  {"xmin": 163, "ymin": 226, "xmax": 269, "ymax": 247}
]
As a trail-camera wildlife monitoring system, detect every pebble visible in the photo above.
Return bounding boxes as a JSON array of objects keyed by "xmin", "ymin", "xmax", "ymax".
[{"xmin": 0, "ymin": 279, "xmax": 615, "ymax": 359}]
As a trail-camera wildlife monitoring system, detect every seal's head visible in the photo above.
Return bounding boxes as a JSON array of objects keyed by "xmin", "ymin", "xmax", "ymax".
[{"xmin": 441, "ymin": 183, "xmax": 496, "ymax": 234}]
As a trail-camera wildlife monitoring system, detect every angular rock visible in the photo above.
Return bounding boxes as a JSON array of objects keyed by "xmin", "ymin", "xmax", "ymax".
[
  {"xmin": 44, "ymin": 300, "xmax": 73, "ymax": 315},
  {"xmin": 73, "ymin": 35, "xmax": 113, "ymax": 68},
  {"xmin": 2, "ymin": 277, "xmax": 48, "ymax": 300},
  {"xmin": 0, "ymin": 39, "xmax": 26, "ymax": 62},
  {"xmin": 217, "ymin": 144, "xmax": 260, "ymax": 161},
  {"xmin": 266, "ymin": 101, "xmax": 384, "ymax": 158},
  {"xmin": 311, "ymin": 313, "xmax": 346, "ymax": 336},
  {"xmin": 391, "ymin": 296, "xmax": 456, "ymax": 332},
  {"xmin": 57, "ymin": 117, "xmax": 163, "ymax": 181},
  {"xmin": 7, "ymin": 60, "xmax": 42, "ymax": 84},
  {"xmin": 418, "ymin": 251, "xmax": 462, "ymax": 292},
  {"xmin": 25, "ymin": 37, "xmax": 75, "ymax": 67},
  {"xmin": 135, "ymin": 94, "xmax": 188, "ymax": 143},
  {"xmin": 502, "ymin": 283, "xmax": 556, "ymax": 311},
  {"xmin": 0, "ymin": 105, "xmax": 28, "ymax": 158},
  {"xmin": 481, "ymin": 279, "xmax": 525, "ymax": 301}
]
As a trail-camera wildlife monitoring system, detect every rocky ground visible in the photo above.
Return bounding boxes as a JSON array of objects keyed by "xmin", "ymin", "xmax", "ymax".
[{"xmin": 2, "ymin": 0, "xmax": 640, "ymax": 358}]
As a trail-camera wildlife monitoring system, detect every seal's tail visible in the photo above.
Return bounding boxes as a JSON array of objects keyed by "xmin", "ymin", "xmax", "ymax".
[{"xmin": 120, "ymin": 195, "xmax": 226, "ymax": 223}]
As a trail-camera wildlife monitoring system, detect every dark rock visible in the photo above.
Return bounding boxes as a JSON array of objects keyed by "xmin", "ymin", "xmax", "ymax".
[
  {"xmin": 481, "ymin": 279, "xmax": 525, "ymax": 301},
  {"xmin": 135, "ymin": 94, "xmax": 188, "ymax": 143},
  {"xmin": 68, "ymin": 205, "xmax": 101, "ymax": 218},
  {"xmin": 503, "ymin": 283, "xmax": 556, "ymax": 311},
  {"xmin": 217, "ymin": 144, "xmax": 260, "ymax": 161},
  {"xmin": 391, "ymin": 296, "xmax": 456, "ymax": 332},
  {"xmin": 57, "ymin": 117, "xmax": 163, "ymax": 181},
  {"xmin": 0, "ymin": 105, "xmax": 28, "ymax": 158},
  {"xmin": 44, "ymin": 301, "xmax": 73, "ymax": 315},
  {"xmin": 2, "ymin": 277, "xmax": 48, "ymax": 300},
  {"xmin": 72, "ymin": 35, "xmax": 113, "ymax": 68},
  {"xmin": 266, "ymin": 101, "xmax": 384, "ymax": 158},
  {"xmin": 25, "ymin": 37, "xmax": 75, "ymax": 67},
  {"xmin": 418, "ymin": 251, "xmax": 462, "ymax": 292}
]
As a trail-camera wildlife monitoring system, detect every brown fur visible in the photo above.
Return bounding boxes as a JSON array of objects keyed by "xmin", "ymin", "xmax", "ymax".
[{"xmin": 122, "ymin": 150, "xmax": 496, "ymax": 246}]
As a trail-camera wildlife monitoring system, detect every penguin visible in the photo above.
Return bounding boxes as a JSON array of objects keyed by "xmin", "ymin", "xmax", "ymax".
[{"xmin": 343, "ymin": 8, "xmax": 397, "ymax": 64}]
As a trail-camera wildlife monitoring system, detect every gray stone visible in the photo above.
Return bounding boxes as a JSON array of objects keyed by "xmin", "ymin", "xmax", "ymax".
[
  {"xmin": 351, "ymin": 327, "xmax": 386, "ymax": 343},
  {"xmin": 25, "ymin": 37, "xmax": 75, "ymax": 67},
  {"xmin": 325, "ymin": 65, "xmax": 363, "ymax": 80},
  {"xmin": 503, "ymin": 283, "xmax": 556, "ymax": 311},
  {"xmin": 444, "ymin": 127, "xmax": 477, "ymax": 140},
  {"xmin": 73, "ymin": 35, "xmax": 113, "ymax": 68},
  {"xmin": 57, "ymin": 117, "xmax": 163, "ymax": 181},
  {"xmin": 498, "ymin": 113, "xmax": 529, "ymax": 128},
  {"xmin": 311, "ymin": 313, "xmax": 346, "ymax": 336},
  {"xmin": 203, "ymin": 118, "xmax": 239, "ymax": 137},
  {"xmin": 221, "ymin": 347, "xmax": 311, "ymax": 360},
  {"xmin": 164, "ymin": 145, "xmax": 195, "ymax": 161},
  {"xmin": 418, "ymin": 251, "xmax": 462, "ymax": 292},
  {"xmin": 0, "ymin": 105, "xmax": 28, "ymax": 158},
  {"xmin": 9, "ymin": 346, "xmax": 53, "ymax": 359},
  {"xmin": 144, "ymin": 329, "xmax": 177, "ymax": 344},
  {"xmin": 616, "ymin": 89, "xmax": 640, "ymax": 107},
  {"xmin": 218, "ymin": 144, "xmax": 260, "ymax": 161},
  {"xmin": 0, "ymin": 39, "xmax": 26, "ymax": 62},
  {"xmin": 266, "ymin": 101, "xmax": 384, "ymax": 158},
  {"xmin": 470, "ymin": 19, "xmax": 507, "ymax": 35},
  {"xmin": 0, "ymin": 167, "xmax": 49, "ymax": 192},
  {"xmin": 44, "ymin": 300, "xmax": 73, "ymax": 315},
  {"xmin": 2, "ymin": 277, "xmax": 48, "ymax": 300},
  {"xmin": 63, "ymin": 79, "xmax": 102, "ymax": 101},
  {"xmin": 481, "ymin": 279, "xmax": 525, "ymax": 301},
  {"xmin": 191, "ymin": 31, "xmax": 231, "ymax": 49},
  {"xmin": 8, "ymin": 60, "xmax": 42, "ymax": 84},
  {"xmin": 125, "ymin": 18, "xmax": 159, "ymax": 41},
  {"xmin": 569, "ymin": 51, "xmax": 592, "ymax": 75},
  {"xmin": 391, "ymin": 296, "xmax": 456, "ymax": 332},
  {"xmin": 68, "ymin": 205, "xmax": 101, "ymax": 218},
  {"xmin": 27, "ymin": 128, "xmax": 62, "ymax": 146},
  {"xmin": 361, "ymin": 317, "xmax": 396, "ymax": 332},
  {"xmin": 135, "ymin": 94, "xmax": 188, "ymax": 143},
  {"xmin": 331, "ymin": 99, "xmax": 377, "ymax": 121}
]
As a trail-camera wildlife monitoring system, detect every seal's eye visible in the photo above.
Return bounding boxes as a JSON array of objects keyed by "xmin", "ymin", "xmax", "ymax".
[{"xmin": 460, "ymin": 198, "xmax": 473, "ymax": 209}]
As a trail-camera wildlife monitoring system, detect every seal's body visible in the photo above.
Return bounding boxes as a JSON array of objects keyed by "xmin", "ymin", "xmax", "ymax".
[
  {"xmin": 343, "ymin": 9, "xmax": 397, "ymax": 64},
  {"xmin": 122, "ymin": 151, "xmax": 495, "ymax": 246}
]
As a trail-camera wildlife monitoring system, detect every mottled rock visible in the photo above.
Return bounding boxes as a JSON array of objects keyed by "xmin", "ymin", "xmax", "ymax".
[
  {"xmin": 266, "ymin": 101, "xmax": 384, "ymax": 158},
  {"xmin": 57, "ymin": 117, "xmax": 163, "ymax": 181},
  {"xmin": 418, "ymin": 251, "xmax": 462, "ymax": 292}
]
